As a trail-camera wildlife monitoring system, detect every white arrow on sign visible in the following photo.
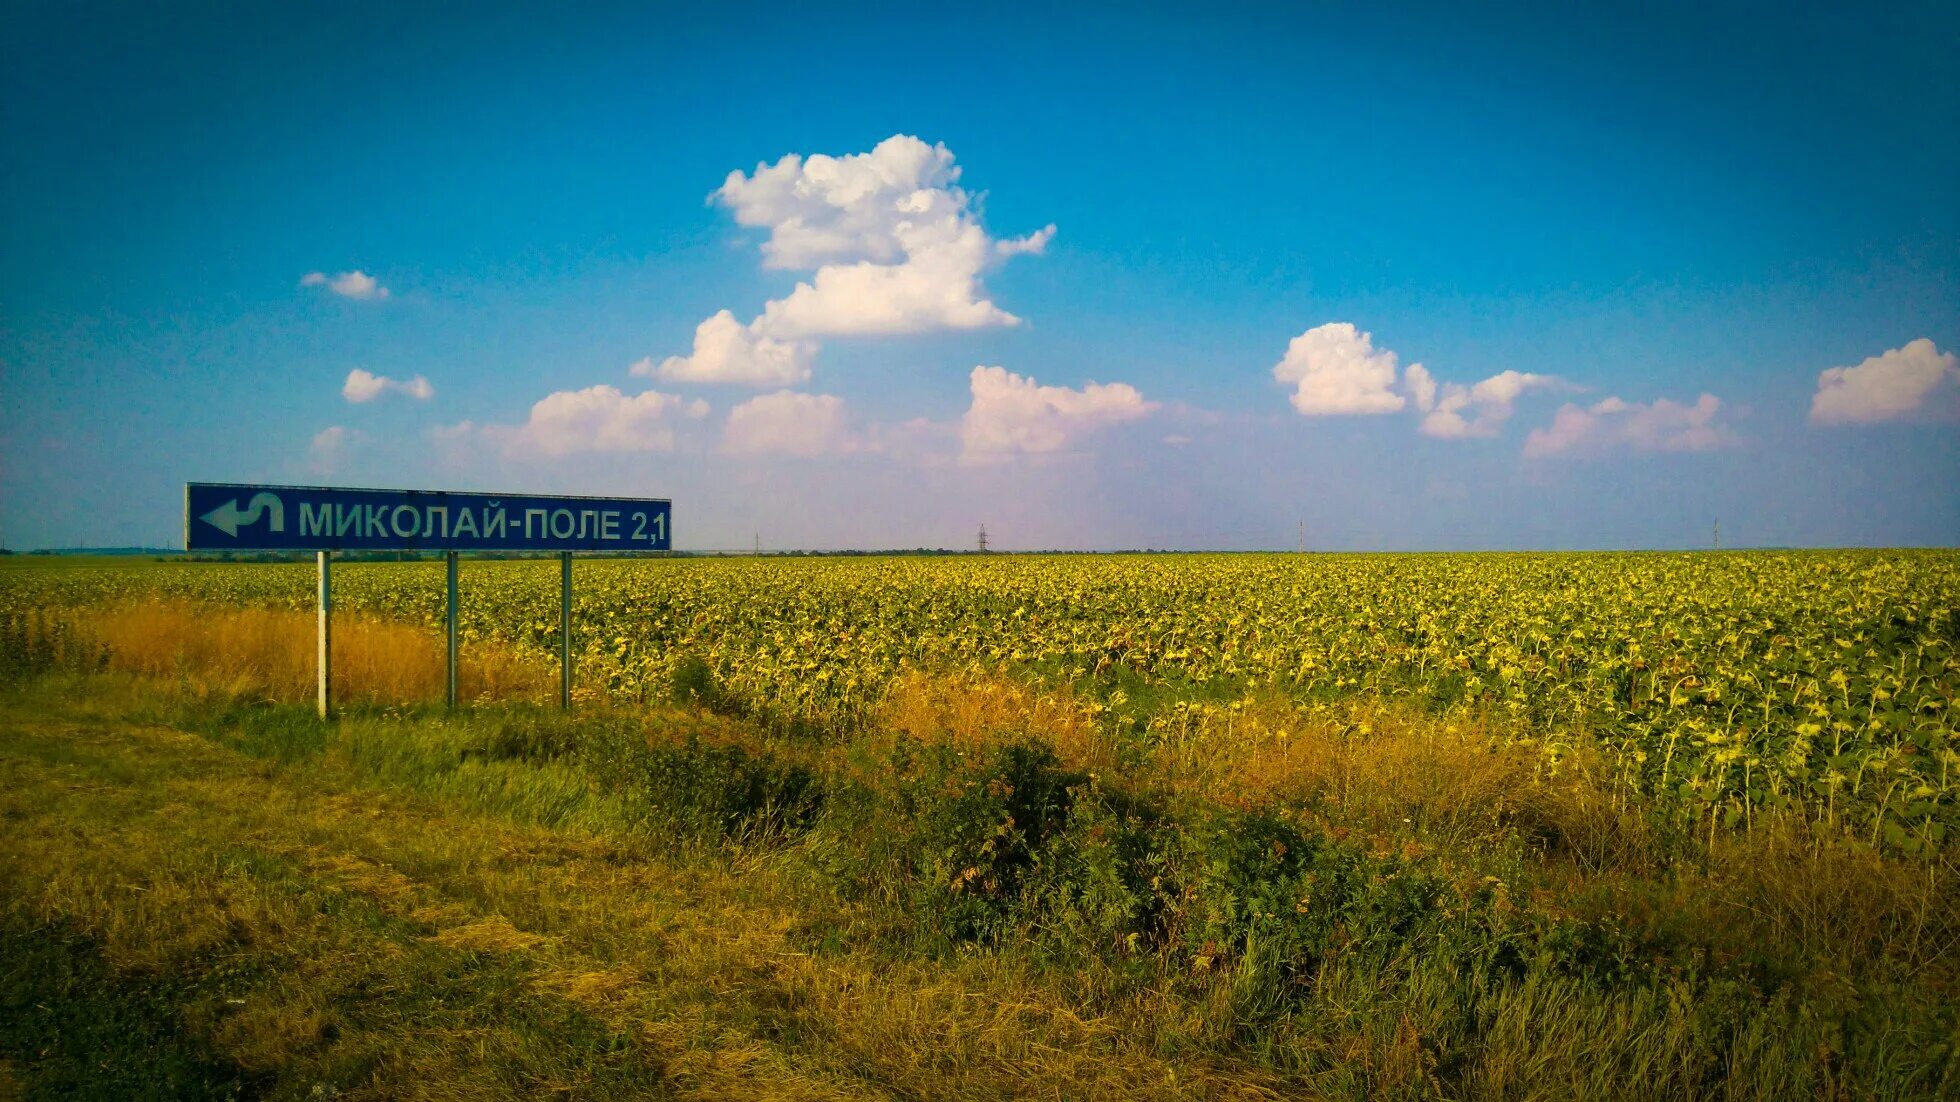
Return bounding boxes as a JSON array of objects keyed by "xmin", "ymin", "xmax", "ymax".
[{"xmin": 200, "ymin": 492, "xmax": 285, "ymax": 538}]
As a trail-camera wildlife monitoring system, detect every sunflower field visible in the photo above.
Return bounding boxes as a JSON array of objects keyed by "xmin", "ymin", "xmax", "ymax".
[{"xmin": 5, "ymin": 550, "xmax": 1955, "ymax": 850}]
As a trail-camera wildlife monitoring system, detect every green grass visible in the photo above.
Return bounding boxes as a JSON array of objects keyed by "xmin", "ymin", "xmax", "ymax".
[
  {"xmin": 1, "ymin": 670, "xmax": 1955, "ymax": 1099},
  {"xmin": 0, "ymin": 922, "xmax": 267, "ymax": 1100}
]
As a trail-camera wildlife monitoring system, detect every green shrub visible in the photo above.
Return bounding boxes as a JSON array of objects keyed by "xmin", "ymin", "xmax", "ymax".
[
  {"xmin": 668, "ymin": 655, "xmax": 721, "ymax": 709},
  {"xmin": 1028, "ymin": 787, "xmax": 1178, "ymax": 958},
  {"xmin": 630, "ymin": 735, "xmax": 824, "ymax": 842},
  {"xmin": 0, "ymin": 610, "xmax": 100, "ymax": 683},
  {"xmin": 825, "ymin": 739, "xmax": 1088, "ymax": 945},
  {"xmin": 565, "ymin": 711, "xmax": 824, "ymax": 842}
]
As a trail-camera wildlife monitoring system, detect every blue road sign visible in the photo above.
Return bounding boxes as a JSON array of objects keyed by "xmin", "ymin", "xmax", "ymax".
[{"xmin": 185, "ymin": 483, "xmax": 671, "ymax": 552}]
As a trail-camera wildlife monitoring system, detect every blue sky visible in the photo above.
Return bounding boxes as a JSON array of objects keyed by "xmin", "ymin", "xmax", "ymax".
[{"xmin": 2, "ymin": 0, "xmax": 1955, "ymax": 551}]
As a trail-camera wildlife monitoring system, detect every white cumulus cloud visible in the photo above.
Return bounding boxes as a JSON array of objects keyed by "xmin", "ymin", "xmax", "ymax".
[
  {"xmin": 302, "ymin": 270, "xmax": 389, "ymax": 300},
  {"xmin": 1404, "ymin": 362, "xmax": 1438, "ymax": 414},
  {"xmin": 636, "ymin": 310, "xmax": 816, "ymax": 387},
  {"xmin": 463, "ymin": 385, "xmax": 709, "ymax": 457},
  {"xmin": 1809, "ymin": 338, "xmax": 1959, "ymax": 425},
  {"xmin": 1273, "ymin": 323, "xmax": 1409, "ymax": 415},
  {"xmin": 960, "ymin": 366, "xmax": 1157, "ymax": 462},
  {"xmin": 714, "ymin": 134, "xmax": 964, "ymax": 270},
  {"xmin": 995, "ymin": 224, "xmax": 1057, "ymax": 258},
  {"xmin": 305, "ymin": 425, "xmax": 359, "ymax": 475},
  {"xmin": 1523, "ymin": 393, "xmax": 1731, "ymax": 458},
  {"xmin": 755, "ymin": 220, "xmax": 1022, "ymax": 338},
  {"xmin": 342, "ymin": 368, "xmax": 434, "ymax": 403},
  {"xmin": 1278, "ymin": 323, "xmax": 1569, "ymax": 442},
  {"xmin": 647, "ymin": 135, "xmax": 1054, "ymax": 386},
  {"xmin": 1419, "ymin": 370, "xmax": 1563, "ymax": 438},
  {"xmin": 722, "ymin": 391, "xmax": 867, "ymax": 457}
]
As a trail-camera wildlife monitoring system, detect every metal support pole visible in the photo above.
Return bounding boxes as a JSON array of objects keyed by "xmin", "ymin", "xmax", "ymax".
[
  {"xmin": 445, "ymin": 551, "xmax": 459, "ymax": 709},
  {"xmin": 317, "ymin": 551, "xmax": 332, "ymax": 719},
  {"xmin": 559, "ymin": 551, "xmax": 573, "ymax": 710}
]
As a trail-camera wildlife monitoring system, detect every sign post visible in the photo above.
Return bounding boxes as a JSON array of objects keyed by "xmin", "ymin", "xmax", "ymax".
[
  {"xmin": 560, "ymin": 552, "xmax": 573, "ymax": 710},
  {"xmin": 317, "ymin": 550, "xmax": 332, "ymax": 719},
  {"xmin": 445, "ymin": 551, "xmax": 460, "ymax": 709},
  {"xmin": 185, "ymin": 483, "xmax": 671, "ymax": 717}
]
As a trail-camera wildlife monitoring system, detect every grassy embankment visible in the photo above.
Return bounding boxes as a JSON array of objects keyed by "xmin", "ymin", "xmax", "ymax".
[{"xmin": 0, "ymin": 602, "xmax": 1954, "ymax": 1099}]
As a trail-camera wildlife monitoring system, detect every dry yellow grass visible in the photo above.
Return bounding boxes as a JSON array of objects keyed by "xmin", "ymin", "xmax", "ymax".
[
  {"xmin": 1150, "ymin": 699, "xmax": 1652, "ymax": 872},
  {"xmin": 431, "ymin": 916, "xmax": 551, "ymax": 953},
  {"xmin": 1564, "ymin": 814, "xmax": 1960, "ymax": 983},
  {"xmin": 876, "ymin": 669, "xmax": 1120, "ymax": 774},
  {"xmin": 69, "ymin": 600, "xmax": 552, "ymax": 705},
  {"xmin": 876, "ymin": 673, "xmax": 1662, "ymax": 871}
]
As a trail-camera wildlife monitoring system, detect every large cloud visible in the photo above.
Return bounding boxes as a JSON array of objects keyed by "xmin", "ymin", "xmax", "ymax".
[
  {"xmin": 713, "ymin": 134, "xmax": 963, "ymax": 270},
  {"xmin": 755, "ymin": 221, "xmax": 1021, "ymax": 337},
  {"xmin": 342, "ymin": 368, "xmax": 434, "ymax": 403},
  {"xmin": 1809, "ymin": 338, "xmax": 1958, "ymax": 425},
  {"xmin": 1523, "ymin": 393, "xmax": 1731, "ymax": 458},
  {"xmin": 722, "ymin": 391, "xmax": 867, "ymax": 457},
  {"xmin": 649, "ymin": 135, "xmax": 1054, "ymax": 384},
  {"xmin": 1274, "ymin": 323, "xmax": 1408, "ymax": 415},
  {"xmin": 960, "ymin": 366, "xmax": 1157, "ymax": 461}
]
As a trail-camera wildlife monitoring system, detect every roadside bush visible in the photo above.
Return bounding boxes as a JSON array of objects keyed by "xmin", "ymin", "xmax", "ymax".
[
  {"xmin": 824, "ymin": 738, "xmax": 1087, "ymax": 945},
  {"xmin": 0, "ymin": 610, "xmax": 99, "ymax": 683},
  {"xmin": 1175, "ymin": 808, "xmax": 1545, "ymax": 1025},
  {"xmin": 1028, "ymin": 788, "xmax": 1178, "ymax": 958},
  {"xmin": 632, "ymin": 736, "xmax": 824, "ymax": 841},
  {"xmin": 908, "ymin": 741, "xmax": 1085, "ymax": 942},
  {"xmin": 667, "ymin": 654, "xmax": 722, "ymax": 710},
  {"xmin": 578, "ymin": 714, "xmax": 824, "ymax": 842}
]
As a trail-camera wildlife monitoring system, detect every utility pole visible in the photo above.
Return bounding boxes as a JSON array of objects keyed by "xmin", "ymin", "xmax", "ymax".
[
  {"xmin": 977, "ymin": 524, "xmax": 989, "ymax": 554},
  {"xmin": 1298, "ymin": 520, "xmax": 1305, "ymax": 554},
  {"xmin": 755, "ymin": 531, "xmax": 760, "ymax": 556},
  {"xmin": 1713, "ymin": 518, "xmax": 1720, "ymax": 551}
]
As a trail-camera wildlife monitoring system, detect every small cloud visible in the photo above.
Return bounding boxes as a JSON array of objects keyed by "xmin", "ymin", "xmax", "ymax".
[
  {"xmin": 1404, "ymin": 363, "xmax": 1438, "ymax": 413},
  {"xmin": 1279, "ymin": 323, "xmax": 1570, "ymax": 441},
  {"xmin": 1419, "ymin": 370, "xmax": 1564, "ymax": 438},
  {"xmin": 996, "ymin": 223, "xmax": 1057, "ymax": 258},
  {"xmin": 960, "ymin": 365, "xmax": 1157, "ymax": 462},
  {"xmin": 637, "ymin": 310, "xmax": 815, "ymax": 387},
  {"xmin": 302, "ymin": 269, "xmax": 389, "ymax": 300},
  {"xmin": 306, "ymin": 425, "xmax": 360, "ymax": 475},
  {"xmin": 722, "ymin": 391, "xmax": 868, "ymax": 457},
  {"xmin": 449, "ymin": 385, "xmax": 705, "ymax": 457},
  {"xmin": 1809, "ymin": 338, "xmax": 1959, "ymax": 425},
  {"xmin": 1274, "ymin": 323, "xmax": 1408, "ymax": 415},
  {"xmin": 1524, "ymin": 393, "xmax": 1732, "ymax": 458},
  {"xmin": 342, "ymin": 368, "xmax": 434, "ymax": 403}
]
